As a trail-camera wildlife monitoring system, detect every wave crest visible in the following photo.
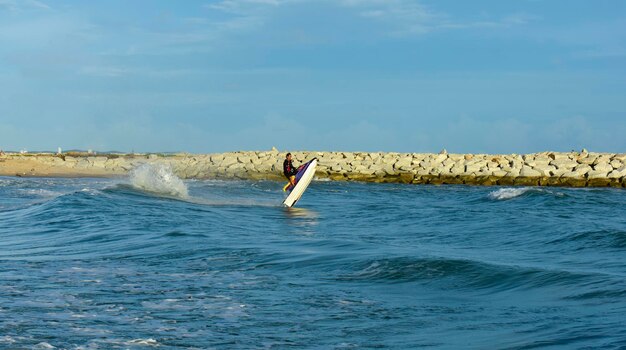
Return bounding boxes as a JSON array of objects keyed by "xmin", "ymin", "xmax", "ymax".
[
  {"xmin": 339, "ymin": 256, "xmax": 601, "ymax": 292},
  {"xmin": 129, "ymin": 163, "xmax": 188, "ymax": 198},
  {"xmin": 488, "ymin": 187, "xmax": 532, "ymax": 200},
  {"xmin": 488, "ymin": 187, "xmax": 565, "ymax": 200}
]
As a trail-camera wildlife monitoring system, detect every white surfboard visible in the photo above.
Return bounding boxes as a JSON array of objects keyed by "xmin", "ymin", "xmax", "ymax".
[{"xmin": 283, "ymin": 159, "xmax": 317, "ymax": 208}]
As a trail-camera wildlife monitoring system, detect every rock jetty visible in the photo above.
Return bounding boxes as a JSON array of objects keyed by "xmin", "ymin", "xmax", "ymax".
[{"xmin": 1, "ymin": 150, "xmax": 625, "ymax": 188}]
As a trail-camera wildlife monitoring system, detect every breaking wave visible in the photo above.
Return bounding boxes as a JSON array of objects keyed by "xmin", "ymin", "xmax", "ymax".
[
  {"xmin": 129, "ymin": 163, "xmax": 188, "ymax": 198},
  {"xmin": 488, "ymin": 187, "xmax": 566, "ymax": 200}
]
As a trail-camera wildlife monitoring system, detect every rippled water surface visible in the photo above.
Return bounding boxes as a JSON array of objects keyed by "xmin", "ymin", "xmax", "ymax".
[{"xmin": 1, "ymin": 168, "xmax": 626, "ymax": 349}]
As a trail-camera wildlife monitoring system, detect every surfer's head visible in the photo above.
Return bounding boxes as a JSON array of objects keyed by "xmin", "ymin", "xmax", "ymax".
[{"xmin": 286, "ymin": 152, "xmax": 292, "ymax": 160}]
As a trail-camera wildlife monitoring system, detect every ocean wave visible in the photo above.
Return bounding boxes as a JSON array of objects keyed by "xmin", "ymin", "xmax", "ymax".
[
  {"xmin": 488, "ymin": 187, "xmax": 531, "ymax": 200},
  {"xmin": 548, "ymin": 229, "xmax": 626, "ymax": 249},
  {"xmin": 126, "ymin": 338, "xmax": 160, "ymax": 347},
  {"xmin": 129, "ymin": 163, "xmax": 188, "ymax": 198},
  {"xmin": 17, "ymin": 188, "xmax": 64, "ymax": 198},
  {"xmin": 339, "ymin": 256, "xmax": 603, "ymax": 292},
  {"xmin": 488, "ymin": 187, "xmax": 565, "ymax": 200}
]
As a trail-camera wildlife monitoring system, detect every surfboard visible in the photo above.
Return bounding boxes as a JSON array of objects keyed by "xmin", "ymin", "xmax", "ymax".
[{"xmin": 283, "ymin": 158, "xmax": 317, "ymax": 208}]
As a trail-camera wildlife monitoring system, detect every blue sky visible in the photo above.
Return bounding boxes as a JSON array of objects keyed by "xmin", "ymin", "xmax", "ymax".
[{"xmin": 0, "ymin": 0, "xmax": 625, "ymax": 153}]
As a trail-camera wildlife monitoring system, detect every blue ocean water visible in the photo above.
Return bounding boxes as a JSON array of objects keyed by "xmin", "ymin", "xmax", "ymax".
[{"xmin": 1, "ymin": 165, "xmax": 625, "ymax": 349}]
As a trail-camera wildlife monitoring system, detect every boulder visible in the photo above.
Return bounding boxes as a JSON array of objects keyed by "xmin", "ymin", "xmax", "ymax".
[
  {"xmin": 440, "ymin": 162, "xmax": 455, "ymax": 173},
  {"xmin": 587, "ymin": 177, "xmax": 613, "ymax": 187},
  {"xmin": 237, "ymin": 155, "xmax": 253, "ymax": 164},
  {"xmin": 433, "ymin": 154, "xmax": 448, "ymax": 164},
  {"xmin": 534, "ymin": 165, "xmax": 557, "ymax": 177},
  {"xmin": 514, "ymin": 177, "xmax": 539, "ymax": 186},
  {"xmin": 399, "ymin": 173, "xmax": 414, "ymax": 183},
  {"xmin": 227, "ymin": 162, "xmax": 246, "ymax": 172},
  {"xmin": 608, "ymin": 166, "xmax": 626, "ymax": 178},
  {"xmin": 497, "ymin": 176, "xmax": 516, "ymax": 186},
  {"xmin": 525, "ymin": 160, "xmax": 551, "ymax": 168},
  {"xmin": 577, "ymin": 155, "xmax": 596, "ymax": 165},
  {"xmin": 593, "ymin": 155, "xmax": 613, "ymax": 165},
  {"xmin": 491, "ymin": 170, "xmax": 508, "ymax": 177},
  {"xmin": 509, "ymin": 159, "xmax": 522, "ymax": 170},
  {"xmin": 368, "ymin": 163, "xmax": 384, "ymax": 173},
  {"xmin": 442, "ymin": 158, "xmax": 456, "ymax": 166},
  {"xmin": 369, "ymin": 153, "xmax": 382, "ymax": 162},
  {"xmin": 220, "ymin": 156, "xmax": 238, "ymax": 168},
  {"xmin": 550, "ymin": 159, "xmax": 578, "ymax": 170},
  {"xmin": 330, "ymin": 164, "xmax": 344, "ymax": 172},
  {"xmin": 567, "ymin": 164, "xmax": 592, "ymax": 177},
  {"xmin": 394, "ymin": 157, "xmax": 413, "ymax": 170},
  {"xmin": 592, "ymin": 162, "xmax": 613, "ymax": 174},
  {"xmin": 210, "ymin": 154, "xmax": 225, "ymax": 163},
  {"xmin": 505, "ymin": 169, "xmax": 521, "ymax": 177},
  {"xmin": 383, "ymin": 163, "xmax": 395, "ymax": 175},
  {"xmin": 473, "ymin": 175, "xmax": 498, "ymax": 186},
  {"xmin": 243, "ymin": 163, "xmax": 258, "ymax": 172},
  {"xmin": 448, "ymin": 154, "xmax": 464, "ymax": 162},
  {"xmin": 520, "ymin": 166, "xmax": 542, "ymax": 177},
  {"xmin": 382, "ymin": 156, "xmax": 397, "ymax": 165},
  {"xmin": 551, "ymin": 167, "xmax": 571, "ymax": 177},
  {"xmin": 465, "ymin": 163, "xmax": 482, "ymax": 174},
  {"xmin": 561, "ymin": 177, "xmax": 587, "ymax": 187},
  {"xmin": 449, "ymin": 164, "xmax": 465, "ymax": 176},
  {"xmin": 549, "ymin": 153, "xmax": 571, "ymax": 161},
  {"xmin": 419, "ymin": 160, "xmax": 434, "ymax": 170},
  {"xmin": 342, "ymin": 153, "xmax": 355, "ymax": 161},
  {"xmin": 587, "ymin": 170, "xmax": 610, "ymax": 179},
  {"xmin": 610, "ymin": 160, "xmax": 623, "ymax": 169},
  {"xmin": 539, "ymin": 177, "xmax": 563, "ymax": 187}
]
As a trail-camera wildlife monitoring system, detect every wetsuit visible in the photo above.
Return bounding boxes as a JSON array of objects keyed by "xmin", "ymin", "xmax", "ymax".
[{"xmin": 283, "ymin": 159, "xmax": 298, "ymax": 179}]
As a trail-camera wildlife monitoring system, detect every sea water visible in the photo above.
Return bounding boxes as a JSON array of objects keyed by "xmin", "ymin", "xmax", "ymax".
[{"xmin": 1, "ymin": 166, "xmax": 625, "ymax": 349}]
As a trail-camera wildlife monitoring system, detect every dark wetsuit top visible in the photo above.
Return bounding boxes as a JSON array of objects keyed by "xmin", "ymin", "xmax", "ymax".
[{"xmin": 283, "ymin": 159, "xmax": 298, "ymax": 179}]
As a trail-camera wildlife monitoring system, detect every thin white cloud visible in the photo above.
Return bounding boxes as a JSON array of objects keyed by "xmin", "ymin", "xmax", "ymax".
[
  {"xmin": 0, "ymin": 0, "xmax": 50, "ymax": 12},
  {"xmin": 437, "ymin": 13, "xmax": 538, "ymax": 30},
  {"xmin": 79, "ymin": 66, "xmax": 128, "ymax": 78},
  {"xmin": 205, "ymin": 0, "xmax": 285, "ymax": 14},
  {"xmin": 338, "ymin": 0, "xmax": 535, "ymax": 36},
  {"xmin": 26, "ymin": 0, "xmax": 50, "ymax": 10},
  {"xmin": 196, "ymin": 0, "xmax": 537, "ymax": 46}
]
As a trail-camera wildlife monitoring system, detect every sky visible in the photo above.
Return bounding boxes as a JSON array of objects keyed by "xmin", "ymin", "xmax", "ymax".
[{"xmin": 0, "ymin": 0, "xmax": 625, "ymax": 154}]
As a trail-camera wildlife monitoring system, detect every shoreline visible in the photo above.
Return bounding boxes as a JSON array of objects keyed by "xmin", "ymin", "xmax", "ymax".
[{"xmin": 1, "ymin": 150, "xmax": 625, "ymax": 188}]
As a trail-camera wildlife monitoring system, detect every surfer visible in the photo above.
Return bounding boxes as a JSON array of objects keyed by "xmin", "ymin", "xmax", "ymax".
[{"xmin": 283, "ymin": 153, "xmax": 298, "ymax": 191}]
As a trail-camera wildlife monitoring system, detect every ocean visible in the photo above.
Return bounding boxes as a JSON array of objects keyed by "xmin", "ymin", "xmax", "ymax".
[{"xmin": 1, "ymin": 164, "xmax": 625, "ymax": 349}]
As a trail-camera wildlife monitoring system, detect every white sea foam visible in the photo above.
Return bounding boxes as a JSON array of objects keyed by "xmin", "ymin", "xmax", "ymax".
[
  {"xmin": 0, "ymin": 336, "xmax": 16, "ymax": 343},
  {"xmin": 19, "ymin": 188, "xmax": 62, "ymax": 198},
  {"xmin": 488, "ymin": 187, "xmax": 567, "ymax": 200},
  {"xmin": 129, "ymin": 163, "xmax": 188, "ymax": 198},
  {"xmin": 126, "ymin": 338, "xmax": 159, "ymax": 347},
  {"xmin": 488, "ymin": 187, "xmax": 531, "ymax": 200}
]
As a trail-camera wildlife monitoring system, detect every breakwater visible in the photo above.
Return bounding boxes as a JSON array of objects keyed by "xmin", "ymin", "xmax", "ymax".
[{"xmin": 1, "ymin": 150, "xmax": 625, "ymax": 187}]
